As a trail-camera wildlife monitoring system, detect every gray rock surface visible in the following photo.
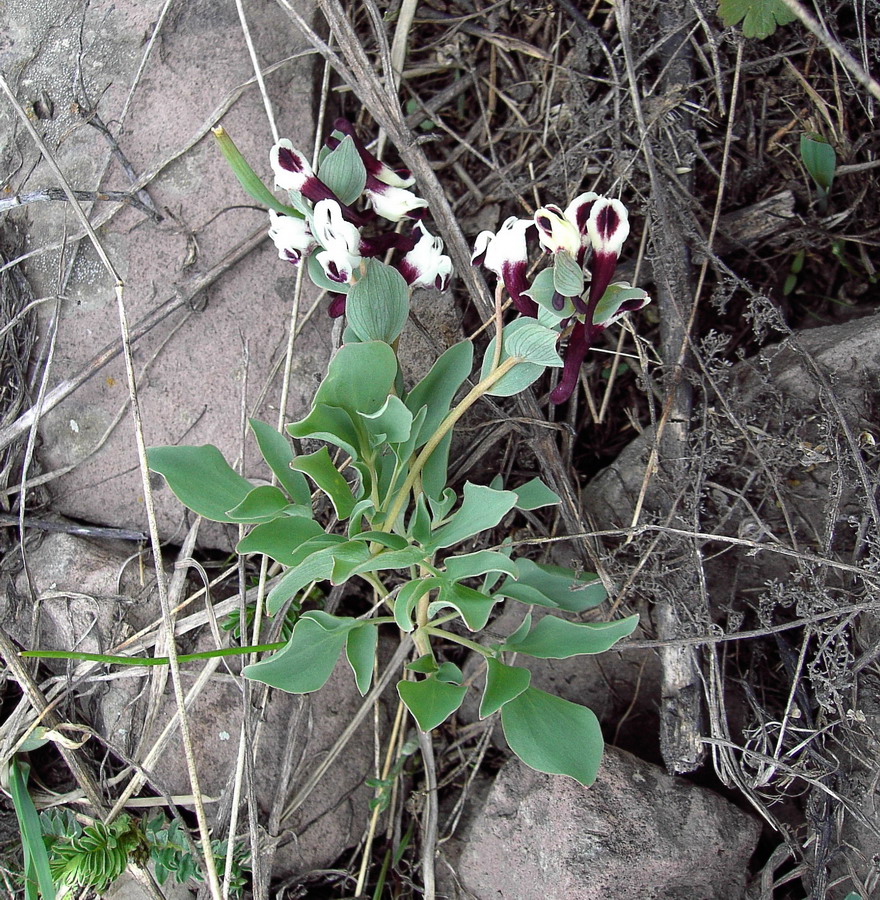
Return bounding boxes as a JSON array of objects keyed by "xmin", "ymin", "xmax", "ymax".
[
  {"xmin": 448, "ymin": 749, "xmax": 760, "ymax": 900},
  {"xmin": 2, "ymin": 0, "xmax": 330, "ymax": 547}
]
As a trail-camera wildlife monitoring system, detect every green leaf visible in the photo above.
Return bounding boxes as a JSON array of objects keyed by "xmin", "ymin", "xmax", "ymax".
[
  {"xmin": 225, "ymin": 484, "xmax": 291, "ymax": 523},
  {"xmin": 427, "ymin": 487, "xmax": 457, "ymax": 525},
  {"xmin": 504, "ymin": 321, "xmax": 563, "ymax": 368},
  {"xmin": 348, "ymin": 530, "xmax": 410, "ymax": 550},
  {"xmin": 524, "ymin": 268, "xmax": 575, "ymax": 320},
  {"xmin": 427, "ymin": 482, "xmax": 518, "ymax": 551},
  {"xmin": 500, "ymin": 614, "xmax": 639, "ymax": 658},
  {"xmin": 394, "ymin": 578, "xmax": 437, "ymax": 632},
  {"xmin": 350, "ymin": 545, "xmax": 427, "ymax": 576},
  {"xmin": 499, "ymin": 558, "xmax": 608, "ymax": 612},
  {"xmin": 717, "ymin": 0, "xmax": 796, "ymax": 39},
  {"xmin": 800, "ymin": 133, "xmax": 836, "ymax": 192},
  {"xmin": 435, "ymin": 661, "xmax": 463, "ymax": 684},
  {"xmin": 213, "ymin": 127, "xmax": 303, "ymax": 217},
  {"xmin": 248, "ymin": 418, "xmax": 312, "ymax": 504},
  {"xmin": 346, "ymin": 623, "xmax": 378, "ymax": 695},
  {"xmin": 512, "ymin": 477, "xmax": 561, "ymax": 510},
  {"xmin": 404, "ymin": 340, "xmax": 475, "ymax": 446},
  {"xmin": 592, "ymin": 283, "xmax": 651, "ymax": 327},
  {"xmin": 295, "ymin": 340, "xmax": 399, "ymax": 418},
  {"xmin": 347, "ymin": 260, "xmax": 411, "ymax": 344},
  {"xmin": 428, "ymin": 581, "xmax": 498, "ymax": 631},
  {"xmin": 147, "ymin": 445, "xmax": 252, "ymax": 523},
  {"xmin": 398, "ymin": 676, "xmax": 467, "ymax": 731},
  {"xmin": 359, "ymin": 394, "xmax": 413, "ymax": 445},
  {"xmin": 243, "ymin": 611, "xmax": 357, "ymax": 693},
  {"xmin": 407, "ymin": 495, "xmax": 432, "ymax": 545},
  {"xmin": 407, "ymin": 653, "xmax": 438, "ymax": 674},
  {"xmin": 443, "ymin": 550, "xmax": 518, "ymax": 582},
  {"xmin": 501, "ymin": 687, "xmax": 603, "ymax": 785},
  {"xmin": 480, "ymin": 658, "xmax": 531, "ymax": 718},
  {"xmin": 480, "ymin": 320, "xmax": 548, "ymax": 397},
  {"xmin": 316, "ymin": 135, "xmax": 367, "ymax": 205},
  {"xmin": 236, "ymin": 517, "xmax": 333, "ymax": 566},
  {"xmin": 266, "ymin": 541, "xmax": 370, "ymax": 614},
  {"xmin": 7, "ymin": 759, "xmax": 56, "ymax": 900},
  {"xmin": 553, "ymin": 250, "xmax": 585, "ymax": 297},
  {"xmin": 290, "ymin": 447, "xmax": 356, "ymax": 519}
]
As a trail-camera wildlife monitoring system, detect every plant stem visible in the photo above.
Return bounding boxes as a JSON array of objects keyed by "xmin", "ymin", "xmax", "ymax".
[
  {"xmin": 381, "ymin": 354, "xmax": 521, "ymax": 532},
  {"xmin": 20, "ymin": 643, "xmax": 287, "ymax": 666},
  {"xmin": 421, "ymin": 626, "xmax": 490, "ymax": 656},
  {"xmin": 416, "ymin": 728, "xmax": 438, "ymax": 900}
]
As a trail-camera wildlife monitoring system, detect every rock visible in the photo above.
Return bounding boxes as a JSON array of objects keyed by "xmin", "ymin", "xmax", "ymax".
[
  {"xmin": 447, "ymin": 749, "xmax": 760, "ymax": 900},
  {"xmin": 3, "ymin": 0, "xmax": 330, "ymax": 547},
  {"xmin": 143, "ymin": 656, "xmax": 382, "ymax": 881}
]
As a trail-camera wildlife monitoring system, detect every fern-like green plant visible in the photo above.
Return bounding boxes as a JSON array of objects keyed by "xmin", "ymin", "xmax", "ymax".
[{"xmin": 44, "ymin": 815, "xmax": 142, "ymax": 894}]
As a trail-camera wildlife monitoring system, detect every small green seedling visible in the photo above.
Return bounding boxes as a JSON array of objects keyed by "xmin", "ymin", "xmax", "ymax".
[
  {"xmin": 783, "ymin": 248, "xmax": 805, "ymax": 296},
  {"xmin": 717, "ymin": 0, "xmax": 797, "ymax": 39},
  {"xmin": 800, "ymin": 133, "xmax": 837, "ymax": 213}
]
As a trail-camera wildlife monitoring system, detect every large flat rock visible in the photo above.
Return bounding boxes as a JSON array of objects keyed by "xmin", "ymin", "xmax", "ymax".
[{"xmin": 3, "ymin": 0, "xmax": 330, "ymax": 546}]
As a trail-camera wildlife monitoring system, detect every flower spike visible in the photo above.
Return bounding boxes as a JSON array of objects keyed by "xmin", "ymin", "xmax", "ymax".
[
  {"xmin": 472, "ymin": 217, "xmax": 537, "ymax": 317},
  {"xmin": 399, "ymin": 223, "xmax": 454, "ymax": 291}
]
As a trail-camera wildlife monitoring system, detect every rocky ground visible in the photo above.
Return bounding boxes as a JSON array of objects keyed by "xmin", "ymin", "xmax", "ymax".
[{"xmin": 1, "ymin": 1, "xmax": 879, "ymax": 898}]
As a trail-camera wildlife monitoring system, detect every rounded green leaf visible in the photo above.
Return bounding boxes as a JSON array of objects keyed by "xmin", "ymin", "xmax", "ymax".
[
  {"xmin": 225, "ymin": 484, "xmax": 290, "ymax": 523},
  {"xmin": 552, "ymin": 250, "xmax": 585, "ymax": 298},
  {"xmin": 480, "ymin": 658, "xmax": 531, "ymax": 718},
  {"xmin": 504, "ymin": 321, "xmax": 563, "ymax": 368},
  {"xmin": 398, "ymin": 676, "xmax": 467, "ymax": 732},
  {"xmin": 394, "ymin": 578, "xmax": 437, "ymax": 632},
  {"xmin": 147, "ymin": 445, "xmax": 252, "ymax": 523},
  {"xmin": 347, "ymin": 259, "xmax": 410, "ymax": 344},
  {"xmin": 524, "ymin": 268, "xmax": 575, "ymax": 320},
  {"xmin": 243, "ymin": 612, "xmax": 357, "ymax": 693},
  {"xmin": 480, "ymin": 320, "xmax": 548, "ymax": 397},
  {"xmin": 501, "ymin": 687, "xmax": 603, "ymax": 785},
  {"xmin": 501, "ymin": 614, "xmax": 639, "ymax": 658},
  {"xmin": 316, "ymin": 135, "xmax": 367, "ymax": 205},
  {"xmin": 248, "ymin": 418, "xmax": 312, "ymax": 504},
  {"xmin": 346, "ymin": 623, "xmax": 378, "ymax": 695}
]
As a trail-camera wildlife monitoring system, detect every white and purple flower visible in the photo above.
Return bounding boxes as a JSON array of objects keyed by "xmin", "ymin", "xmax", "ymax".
[
  {"xmin": 311, "ymin": 199, "xmax": 363, "ymax": 284},
  {"xmin": 472, "ymin": 216, "xmax": 537, "ymax": 316},
  {"xmin": 399, "ymin": 223, "xmax": 454, "ymax": 291},
  {"xmin": 268, "ymin": 210, "xmax": 316, "ymax": 265}
]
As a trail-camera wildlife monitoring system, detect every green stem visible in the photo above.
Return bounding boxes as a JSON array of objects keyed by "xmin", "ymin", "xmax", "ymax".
[
  {"xmin": 20, "ymin": 643, "xmax": 289, "ymax": 667},
  {"xmin": 381, "ymin": 354, "xmax": 521, "ymax": 532},
  {"xmin": 421, "ymin": 625, "xmax": 490, "ymax": 657}
]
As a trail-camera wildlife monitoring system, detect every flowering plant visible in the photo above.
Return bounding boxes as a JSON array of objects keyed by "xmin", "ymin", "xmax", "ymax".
[{"xmin": 138, "ymin": 122, "xmax": 645, "ymax": 789}]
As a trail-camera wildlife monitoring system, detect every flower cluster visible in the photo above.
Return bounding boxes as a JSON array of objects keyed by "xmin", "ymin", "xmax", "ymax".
[
  {"xmin": 267, "ymin": 119, "xmax": 453, "ymax": 314},
  {"xmin": 472, "ymin": 192, "xmax": 649, "ymax": 403}
]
